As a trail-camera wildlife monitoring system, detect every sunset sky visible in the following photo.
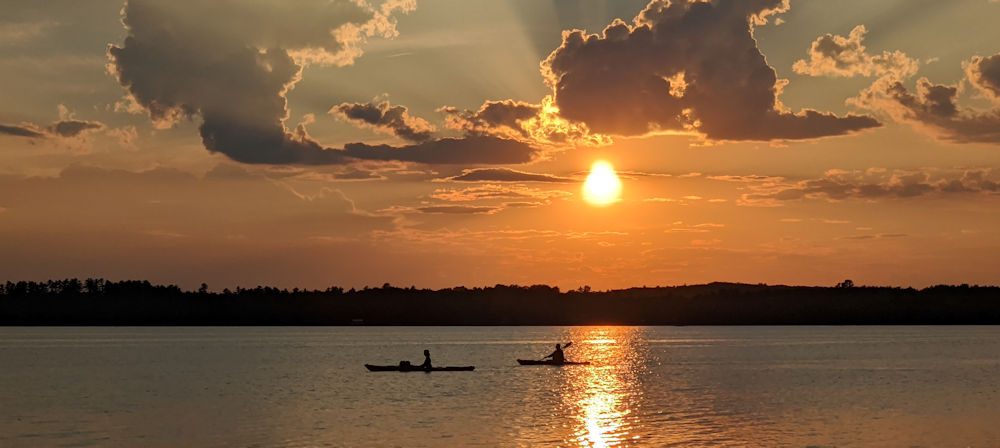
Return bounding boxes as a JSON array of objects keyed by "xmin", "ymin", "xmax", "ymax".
[{"xmin": 2, "ymin": 0, "xmax": 1000, "ymax": 290}]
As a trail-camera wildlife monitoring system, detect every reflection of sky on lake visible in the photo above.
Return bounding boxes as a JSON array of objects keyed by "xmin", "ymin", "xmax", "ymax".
[{"xmin": 4, "ymin": 327, "xmax": 1000, "ymax": 447}]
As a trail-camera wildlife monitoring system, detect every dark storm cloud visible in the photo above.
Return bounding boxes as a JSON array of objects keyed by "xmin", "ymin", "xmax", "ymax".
[
  {"xmin": 111, "ymin": 0, "xmax": 457, "ymax": 165},
  {"xmin": 444, "ymin": 168, "xmax": 573, "ymax": 183},
  {"xmin": 107, "ymin": 0, "xmax": 372, "ymax": 164},
  {"xmin": 107, "ymin": 1, "xmax": 533, "ymax": 165},
  {"xmin": 851, "ymin": 52, "xmax": 1000, "ymax": 145},
  {"xmin": 332, "ymin": 100, "xmax": 435, "ymax": 142},
  {"xmin": 540, "ymin": 0, "xmax": 880, "ymax": 140}
]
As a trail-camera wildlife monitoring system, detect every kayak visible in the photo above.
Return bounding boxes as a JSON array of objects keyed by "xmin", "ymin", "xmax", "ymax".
[
  {"xmin": 517, "ymin": 359, "xmax": 591, "ymax": 366},
  {"xmin": 365, "ymin": 364, "xmax": 475, "ymax": 372}
]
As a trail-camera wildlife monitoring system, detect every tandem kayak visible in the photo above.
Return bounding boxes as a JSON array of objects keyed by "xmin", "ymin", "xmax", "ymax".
[
  {"xmin": 516, "ymin": 359, "xmax": 591, "ymax": 366},
  {"xmin": 364, "ymin": 364, "xmax": 475, "ymax": 372}
]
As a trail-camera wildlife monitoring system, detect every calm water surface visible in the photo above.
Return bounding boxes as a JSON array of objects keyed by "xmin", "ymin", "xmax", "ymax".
[{"xmin": 1, "ymin": 326, "xmax": 999, "ymax": 447}]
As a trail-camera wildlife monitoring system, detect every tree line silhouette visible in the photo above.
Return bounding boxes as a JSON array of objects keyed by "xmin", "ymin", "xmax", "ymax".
[{"xmin": 2, "ymin": 278, "xmax": 999, "ymax": 325}]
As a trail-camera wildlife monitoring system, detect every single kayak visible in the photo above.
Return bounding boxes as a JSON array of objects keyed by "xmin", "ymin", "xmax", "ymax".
[
  {"xmin": 517, "ymin": 359, "xmax": 591, "ymax": 366},
  {"xmin": 364, "ymin": 364, "xmax": 475, "ymax": 372}
]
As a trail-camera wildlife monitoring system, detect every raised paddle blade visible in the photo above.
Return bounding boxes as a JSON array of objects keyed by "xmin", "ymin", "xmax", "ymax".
[{"xmin": 563, "ymin": 341, "xmax": 572, "ymax": 349}]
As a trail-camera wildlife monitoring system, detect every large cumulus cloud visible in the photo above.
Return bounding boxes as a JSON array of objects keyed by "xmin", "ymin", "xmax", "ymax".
[
  {"xmin": 107, "ymin": 0, "xmax": 384, "ymax": 164},
  {"xmin": 540, "ymin": 0, "xmax": 880, "ymax": 141},
  {"xmin": 107, "ymin": 0, "xmax": 536, "ymax": 165}
]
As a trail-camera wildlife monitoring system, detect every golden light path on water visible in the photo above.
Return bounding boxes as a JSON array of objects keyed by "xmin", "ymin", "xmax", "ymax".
[{"xmin": 563, "ymin": 327, "xmax": 644, "ymax": 447}]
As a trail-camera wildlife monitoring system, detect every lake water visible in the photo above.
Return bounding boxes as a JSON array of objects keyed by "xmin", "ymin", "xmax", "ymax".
[{"xmin": 1, "ymin": 326, "xmax": 999, "ymax": 447}]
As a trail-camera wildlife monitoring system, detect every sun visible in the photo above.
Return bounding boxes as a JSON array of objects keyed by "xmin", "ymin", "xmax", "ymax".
[{"xmin": 582, "ymin": 160, "xmax": 622, "ymax": 206}]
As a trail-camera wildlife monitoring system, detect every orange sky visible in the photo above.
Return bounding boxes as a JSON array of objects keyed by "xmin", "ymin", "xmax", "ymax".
[{"xmin": 1, "ymin": 0, "xmax": 1000, "ymax": 290}]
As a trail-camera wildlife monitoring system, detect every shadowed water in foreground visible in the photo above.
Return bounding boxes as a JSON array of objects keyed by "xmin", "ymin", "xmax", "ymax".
[{"xmin": 1, "ymin": 326, "xmax": 999, "ymax": 447}]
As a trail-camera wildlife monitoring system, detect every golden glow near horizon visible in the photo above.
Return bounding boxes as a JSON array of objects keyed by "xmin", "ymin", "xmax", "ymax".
[
  {"xmin": 2, "ymin": 1, "xmax": 1000, "ymax": 290},
  {"xmin": 582, "ymin": 161, "xmax": 623, "ymax": 206}
]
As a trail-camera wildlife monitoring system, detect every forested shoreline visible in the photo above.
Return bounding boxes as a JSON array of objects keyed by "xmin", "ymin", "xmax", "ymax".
[{"xmin": 2, "ymin": 278, "xmax": 999, "ymax": 325}]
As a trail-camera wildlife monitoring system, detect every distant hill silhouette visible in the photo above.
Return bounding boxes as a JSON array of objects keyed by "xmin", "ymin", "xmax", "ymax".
[{"xmin": 2, "ymin": 278, "xmax": 999, "ymax": 325}]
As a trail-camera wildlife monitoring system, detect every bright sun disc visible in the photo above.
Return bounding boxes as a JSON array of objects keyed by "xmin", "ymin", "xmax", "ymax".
[{"xmin": 582, "ymin": 161, "xmax": 622, "ymax": 206}]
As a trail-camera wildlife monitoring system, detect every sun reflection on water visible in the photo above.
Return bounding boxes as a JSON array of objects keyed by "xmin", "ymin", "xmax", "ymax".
[{"xmin": 563, "ymin": 327, "xmax": 645, "ymax": 447}]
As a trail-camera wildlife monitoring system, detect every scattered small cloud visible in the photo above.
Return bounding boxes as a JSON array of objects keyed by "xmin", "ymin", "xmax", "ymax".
[
  {"xmin": 429, "ymin": 184, "xmax": 571, "ymax": 202},
  {"xmin": 502, "ymin": 201, "xmax": 546, "ymax": 208},
  {"xmin": 666, "ymin": 222, "xmax": 726, "ymax": 233},
  {"xmin": 46, "ymin": 119, "xmax": 104, "ymax": 138},
  {"xmin": 850, "ymin": 52, "xmax": 1000, "ymax": 144},
  {"xmin": 440, "ymin": 95, "xmax": 611, "ymax": 148},
  {"xmin": 0, "ymin": 105, "xmax": 105, "ymax": 141},
  {"xmin": 740, "ymin": 168, "xmax": 999, "ymax": 205},
  {"xmin": 839, "ymin": 233, "xmax": 908, "ymax": 240},
  {"xmin": 105, "ymin": 125, "xmax": 139, "ymax": 149},
  {"xmin": 441, "ymin": 168, "xmax": 574, "ymax": 183},
  {"xmin": 793, "ymin": 25, "xmax": 918, "ymax": 79},
  {"xmin": 331, "ymin": 96, "xmax": 435, "ymax": 142},
  {"xmin": 341, "ymin": 136, "xmax": 538, "ymax": 165},
  {"xmin": 0, "ymin": 123, "xmax": 45, "ymax": 138},
  {"xmin": 414, "ymin": 205, "xmax": 500, "ymax": 214},
  {"xmin": 707, "ymin": 174, "xmax": 784, "ymax": 183}
]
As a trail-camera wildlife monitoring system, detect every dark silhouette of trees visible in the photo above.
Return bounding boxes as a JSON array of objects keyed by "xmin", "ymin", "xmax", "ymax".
[{"xmin": 1, "ymin": 278, "xmax": 999, "ymax": 325}]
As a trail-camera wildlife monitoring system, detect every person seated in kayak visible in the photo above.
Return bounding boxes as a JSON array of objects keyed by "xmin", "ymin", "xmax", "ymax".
[
  {"xmin": 543, "ymin": 344, "xmax": 565, "ymax": 363},
  {"xmin": 420, "ymin": 349, "xmax": 432, "ymax": 369}
]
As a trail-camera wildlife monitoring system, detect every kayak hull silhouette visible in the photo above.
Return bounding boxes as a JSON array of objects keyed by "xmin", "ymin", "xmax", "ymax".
[
  {"xmin": 517, "ymin": 359, "xmax": 591, "ymax": 366},
  {"xmin": 365, "ymin": 364, "xmax": 475, "ymax": 372}
]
